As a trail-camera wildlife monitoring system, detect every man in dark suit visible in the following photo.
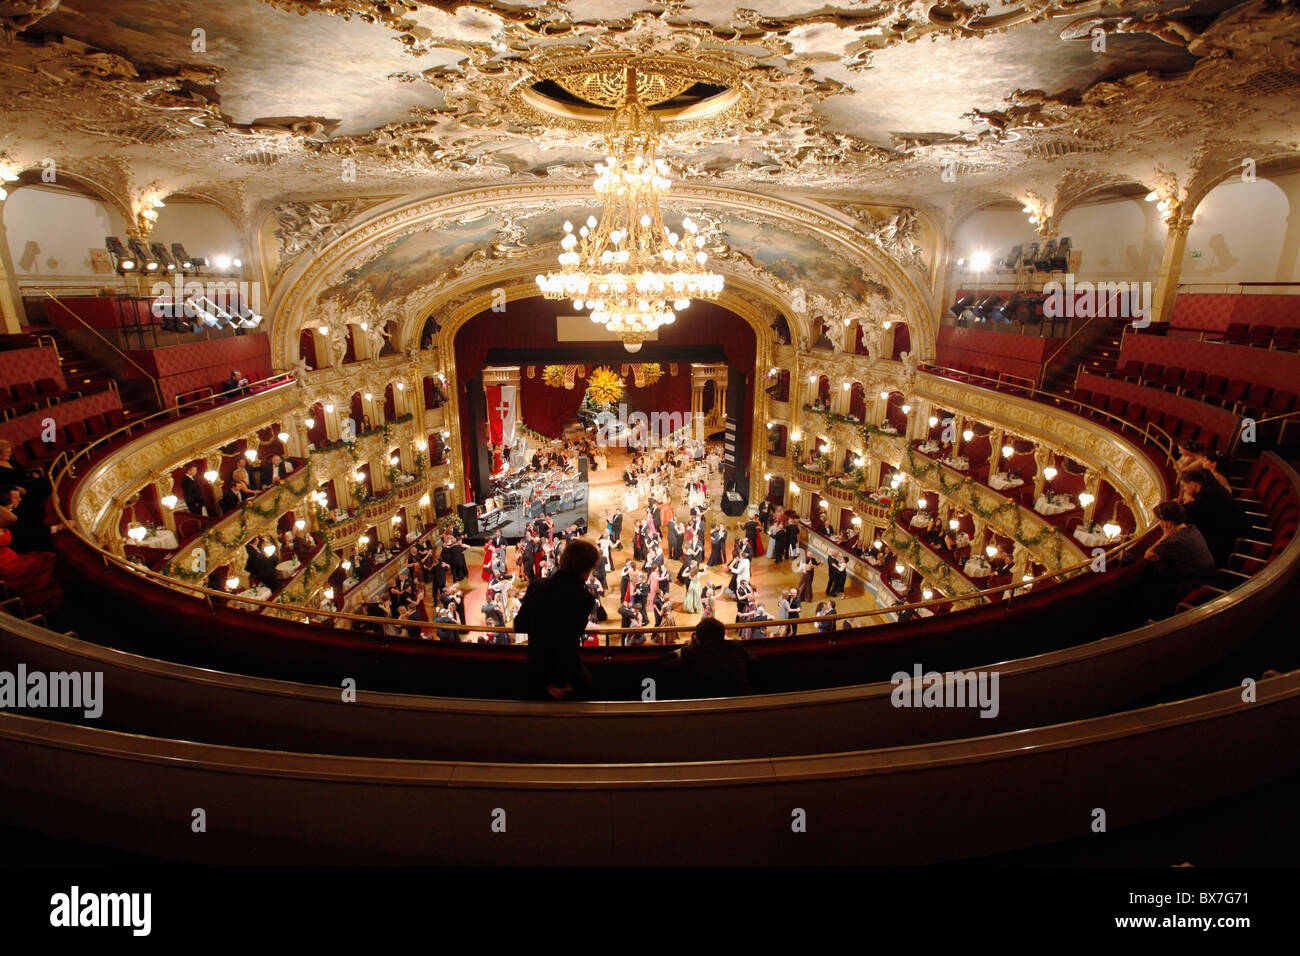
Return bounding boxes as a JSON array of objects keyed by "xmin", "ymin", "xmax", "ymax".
[
  {"xmin": 180, "ymin": 464, "xmax": 207, "ymax": 516},
  {"xmin": 657, "ymin": 617, "xmax": 756, "ymax": 698},
  {"xmin": 611, "ymin": 509, "xmax": 624, "ymax": 546},
  {"xmin": 514, "ymin": 539, "xmax": 599, "ymax": 700},
  {"xmin": 260, "ymin": 453, "xmax": 292, "ymax": 486}
]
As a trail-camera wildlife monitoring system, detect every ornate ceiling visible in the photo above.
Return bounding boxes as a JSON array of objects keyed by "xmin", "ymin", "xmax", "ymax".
[{"xmin": 2, "ymin": 0, "xmax": 1298, "ymax": 231}]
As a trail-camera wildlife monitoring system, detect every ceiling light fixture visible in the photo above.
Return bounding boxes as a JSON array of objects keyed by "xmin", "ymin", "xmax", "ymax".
[{"xmin": 535, "ymin": 66, "xmax": 722, "ymax": 352}]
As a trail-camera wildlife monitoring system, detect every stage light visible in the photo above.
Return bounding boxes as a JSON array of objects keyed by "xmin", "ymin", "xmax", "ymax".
[
  {"xmin": 970, "ymin": 252, "xmax": 991, "ymax": 270},
  {"xmin": 948, "ymin": 295, "xmax": 975, "ymax": 319},
  {"xmin": 105, "ymin": 237, "xmax": 137, "ymax": 273},
  {"xmin": 170, "ymin": 243, "xmax": 194, "ymax": 271},
  {"xmin": 150, "ymin": 242, "xmax": 178, "ymax": 272},
  {"xmin": 214, "ymin": 255, "xmax": 232, "ymax": 270}
]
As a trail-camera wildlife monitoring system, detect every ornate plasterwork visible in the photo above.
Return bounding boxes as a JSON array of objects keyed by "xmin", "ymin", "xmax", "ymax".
[
  {"xmin": 273, "ymin": 199, "xmax": 370, "ymax": 278},
  {"xmin": 267, "ymin": 182, "xmax": 939, "ymax": 368}
]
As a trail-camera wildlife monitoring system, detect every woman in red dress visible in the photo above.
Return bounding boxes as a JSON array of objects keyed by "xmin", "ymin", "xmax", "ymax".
[
  {"xmin": 0, "ymin": 489, "xmax": 59, "ymax": 614},
  {"xmin": 481, "ymin": 539, "xmax": 495, "ymax": 583}
]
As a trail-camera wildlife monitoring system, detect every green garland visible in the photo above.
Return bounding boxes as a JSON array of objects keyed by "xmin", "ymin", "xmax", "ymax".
[
  {"xmin": 161, "ymin": 462, "xmax": 317, "ymax": 581},
  {"xmin": 899, "ymin": 444, "xmax": 1067, "ymax": 566}
]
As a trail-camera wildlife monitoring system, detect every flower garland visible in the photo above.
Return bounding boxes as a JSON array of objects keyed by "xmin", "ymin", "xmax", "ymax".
[{"xmin": 899, "ymin": 444, "xmax": 1067, "ymax": 566}]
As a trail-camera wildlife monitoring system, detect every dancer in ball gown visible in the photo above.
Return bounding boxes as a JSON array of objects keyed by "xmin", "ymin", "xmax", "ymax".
[
  {"xmin": 683, "ymin": 567, "xmax": 704, "ymax": 614},
  {"xmin": 796, "ymin": 554, "xmax": 819, "ymax": 603}
]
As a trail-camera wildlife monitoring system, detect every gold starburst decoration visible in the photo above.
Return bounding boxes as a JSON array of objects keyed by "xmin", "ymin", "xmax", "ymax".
[{"xmin": 587, "ymin": 366, "xmax": 625, "ymax": 405}]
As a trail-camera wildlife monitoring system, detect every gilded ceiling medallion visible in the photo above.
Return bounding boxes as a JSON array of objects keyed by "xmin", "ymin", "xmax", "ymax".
[{"xmin": 512, "ymin": 54, "xmax": 752, "ymax": 134}]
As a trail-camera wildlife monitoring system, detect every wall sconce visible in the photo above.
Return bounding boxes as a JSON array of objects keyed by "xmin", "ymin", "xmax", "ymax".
[
  {"xmin": 901, "ymin": 404, "xmax": 911, "ymax": 414},
  {"xmin": 304, "ymin": 418, "xmax": 316, "ymax": 429},
  {"xmin": 418, "ymin": 494, "xmax": 431, "ymax": 507},
  {"xmin": 808, "ymin": 374, "xmax": 817, "ymax": 384},
  {"xmin": 791, "ymin": 429, "xmax": 802, "ymax": 441},
  {"xmin": 922, "ymin": 588, "xmax": 934, "ymax": 600},
  {"xmin": 126, "ymin": 524, "xmax": 147, "ymax": 542},
  {"xmin": 353, "ymin": 471, "xmax": 365, "ymax": 482},
  {"xmin": 873, "ymin": 539, "xmax": 883, "ymax": 549},
  {"xmin": 879, "ymin": 390, "xmax": 890, "ymax": 400},
  {"xmin": 358, "ymin": 535, "xmax": 370, "ymax": 546},
  {"xmin": 323, "ymin": 588, "xmax": 335, "ymax": 601},
  {"xmin": 341, "ymin": 559, "xmax": 352, "ymax": 571},
  {"xmin": 161, "ymin": 495, "xmax": 177, "ymax": 509},
  {"xmin": 391, "ymin": 515, "xmax": 402, "ymax": 524},
  {"xmin": 917, "ymin": 497, "xmax": 928, "ymax": 508},
  {"xmin": 396, "ymin": 382, "xmax": 405, "ymax": 391},
  {"xmin": 1078, "ymin": 492, "xmax": 1095, "ymax": 507},
  {"xmin": 226, "ymin": 576, "xmax": 240, "ymax": 591},
  {"xmin": 1002, "ymin": 445, "xmax": 1014, "ymax": 458},
  {"xmin": 962, "ymin": 429, "xmax": 974, "ymax": 442},
  {"xmin": 277, "ymin": 431, "xmax": 289, "ymax": 442},
  {"xmin": 204, "ymin": 469, "xmax": 219, "ymax": 482},
  {"xmin": 818, "ymin": 443, "xmax": 829, "ymax": 454},
  {"xmin": 364, "ymin": 392, "xmax": 372, "ymax": 401},
  {"xmin": 851, "ymin": 516, "xmax": 862, "ymax": 526},
  {"xmin": 928, "ymin": 416, "xmax": 938, "ymax": 427},
  {"xmin": 842, "ymin": 381, "xmax": 851, "ymax": 390},
  {"xmin": 763, "ymin": 472, "xmax": 772, "ymax": 481},
  {"xmin": 1103, "ymin": 520, "xmax": 1121, "ymax": 539},
  {"xmin": 790, "ymin": 482, "xmax": 801, "ymax": 494},
  {"xmin": 949, "ymin": 519, "xmax": 959, "ymax": 530},
  {"xmin": 294, "ymin": 519, "xmax": 306, "ymax": 530},
  {"xmin": 263, "ymin": 544, "xmax": 276, "ymax": 557},
  {"xmin": 985, "ymin": 545, "xmax": 997, "ymax": 558},
  {"xmin": 1043, "ymin": 466, "xmax": 1058, "ymax": 480},
  {"xmin": 324, "ymin": 404, "xmax": 334, "ymax": 414}
]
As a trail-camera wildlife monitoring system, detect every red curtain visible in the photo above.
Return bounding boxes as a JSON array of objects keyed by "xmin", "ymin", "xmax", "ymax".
[{"xmin": 520, "ymin": 374, "xmax": 584, "ymax": 438}]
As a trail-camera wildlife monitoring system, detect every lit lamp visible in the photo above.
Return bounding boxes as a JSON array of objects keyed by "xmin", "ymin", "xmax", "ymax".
[
  {"xmin": 851, "ymin": 516, "xmax": 862, "ymax": 526},
  {"xmin": 225, "ymin": 576, "xmax": 240, "ymax": 591},
  {"xmin": 790, "ymin": 482, "xmax": 801, "ymax": 494},
  {"xmin": 126, "ymin": 524, "xmax": 147, "ymax": 542},
  {"xmin": 791, "ymin": 429, "xmax": 802, "ymax": 442},
  {"xmin": 353, "ymin": 471, "xmax": 364, "ymax": 482},
  {"xmin": 244, "ymin": 448, "xmax": 258, "ymax": 462},
  {"xmin": 341, "ymin": 560, "xmax": 352, "ymax": 571},
  {"xmin": 304, "ymin": 418, "xmax": 315, "ymax": 429},
  {"xmin": 928, "ymin": 416, "xmax": 938, "ymax": 427},
  {"xmin": 262, "ymin": 544, "xmax": 276, "ymax": 557},
  {"xmin": 763, "ymin": 472, "xmax": 771, "ymax": 481},
  {"xmin": 901, "ymin": 404, "xmax": 911, "ymax": 414},
  {"xmin": 917, "ymin": 497, "xmax": 928, "ymax": 508},
  {"xmin": 323, "ymin": 588, "xmax": 335, "ymax": 601},
  {"xmin": 389, "ymin": 456, "xmax": 399, "ymax": 467},
  {"xmin": 873, "ymin": 539, "xmax": 883, "ymax": 549},
  {"xmin": 358, "ymin": 535, "xmax": 370, "ymax": 546},
  {"xmin": 160, "ymin": 495, "xmax": 178, "ymax": 509},
  {"xmin": 418, "ymin": 494, "xmax": 431, "ymax": 507},
  {"xmin": 879, "ymin": 390, "xmax": 890, "ymax": 400},
  {"xmin": 985, "ymin": 545, "xmax": 997, "ymax": 558},
  {"xmin": 1002, "ymin": 445, "xmax": 1014, "ymax": 458},
  {"xmin": 324, "ymin": 404, "xmax": 334, "ymax": 414},
  {"xmin": 1103, "ymin": 520, "xmax": 1121, "ymax": 539},
  {"xmin": 809, "ymin": 375, "xmax": 817, "ymax": 384},
  {"xmin": 204, "ymin": 469, "xmax": 218, "ymax": 482},
  {"xmin": 396, "ymin": 382, "xmax": 404, "ymax": 391},
  {"xmin": 1043, "ymin": 465, "xmax": 1058, "ymax": 481},
  {"xmin": 294, "ymin": 519, "xmax": 305, "ymax": 530},
  {"xmin": 962, "ymin": 429, "xmax": 974, "ymax": 442},
  {"xmin": 391, "ymin": 515, "xmax": 402, "ymax": 524},
  {"xmin": 818, "ymin": 443, "xmax": 829, "ymax": 454},
  {"xmin": 1078, "ymin": 492, "xmax": 1095, "ymax": 507},
  {"xmin": 922, "ymin": 588, "xmax": 934, "ymax": 600},
  {"xmin": 277, "ymin": 431, "xmax": 289, "ymax": 443},
  {"xmin": 948, "ymin": 519, "xmax": 959, "ymax": 530},
  {"xmin": 842, "ymin": 381, "xmax": 851, "ymax": 391}
]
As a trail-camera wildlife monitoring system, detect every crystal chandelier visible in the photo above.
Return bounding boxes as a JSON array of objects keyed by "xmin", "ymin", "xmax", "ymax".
[{"xmin": 535, "ymin": 66, "xmax": 723, "ymax": 352}]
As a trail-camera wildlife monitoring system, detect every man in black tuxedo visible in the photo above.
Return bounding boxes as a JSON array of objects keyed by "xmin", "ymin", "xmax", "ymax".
[
  {"xmin": 611, "ymin": 509, "xmax": 623, "ymax": 545},
  {"xmin": 260, "ymin": 453, "xmax": 292, "ymax": 486},
  {"xmin": 514, "ymin": 539, "xmax": 599, "ymax": 700},
  {"xmin": 181, "ymin": 464, "xmax": 207, "ymax": 516}
]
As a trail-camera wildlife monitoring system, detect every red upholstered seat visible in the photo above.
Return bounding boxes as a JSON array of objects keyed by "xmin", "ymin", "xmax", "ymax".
[
  {"xmin": 1118, "ymin": 360, "xmax": 1143, "ymax": 381},
  {"xmin": 1225, "ymin": 322, "xmax": 1251, "ymax": 344},
  {"xmin": 1248, "ymin": 325, "xmax": 1275, "ymax": 348},
  {"xmin": 64, "ymin": 420, "xmax": 90, "ymax": 445},
  {"xmin": 1179, "ymin": 370, "xmax": 1206, "ymax": 397},
  {"xmin": 34, "ymin": 377, "xmax": 62, "ymax": 396},
  {"xmin": 10, "ymin": 381, "xmax": 37, "ymax": 401},
  {"xmin": 1158, "ymin": 366, "xmax": 1184, "ymax": 391},
  {"xmin": 1202, "ymin": 374, "xmax": 1229, "ymax": 402},
  {"xmin": 1140, "ymin": 363, "xmax": 1163, "ymax": 384}
]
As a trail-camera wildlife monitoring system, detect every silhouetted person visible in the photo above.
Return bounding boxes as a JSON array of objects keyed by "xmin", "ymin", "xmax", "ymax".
[
  {"xmin": 1143, "ymin": 499, "xmax": 1217, "ymax": 618},
  {"xmin": 514, "ymin": 538, "xmax": 599, "ymax": 700},
  {"xmin": 658, "ymin": 616, "xmax": 756, "ymax": 699}
]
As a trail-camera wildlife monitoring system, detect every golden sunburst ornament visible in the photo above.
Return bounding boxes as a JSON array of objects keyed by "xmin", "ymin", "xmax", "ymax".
[{"xmin": 587, "ymin": 366, "xmax": 625, "ymax": 405}]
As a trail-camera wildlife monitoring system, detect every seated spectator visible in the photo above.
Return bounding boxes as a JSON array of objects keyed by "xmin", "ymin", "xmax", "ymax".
[
  {"xmin": 0, "ymin": 490, "xmax": 59, "ymax": 612},
  {"xmin": 1178, "ymin": 467, "xmax": 1246, "ymax": 567},
  {"xmin": 1143, "ymin": 500, "xmax": 1217, "ymax": 617},
  {"xmin": 260, "ymin": 453, "xmax": 293, "ymax": 486},
  {"xmin": 1175, "ymin": 440, "xmax": 1207, "ymax": 477},
  {"xmin": 1201, "ymin": 450, "xmax": 1233, "ymax": 492},
  {"xmin": 229, "ymin": 466, "xmax": 255, "ymax": 501},
  {"xmin": 657, "ymin": 616, "xmax": 756, "ymax": 698}
]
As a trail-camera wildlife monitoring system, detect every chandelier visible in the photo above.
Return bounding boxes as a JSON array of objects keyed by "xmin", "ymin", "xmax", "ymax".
[{"xmin": 535, "ymin": 66, "xmax": 723, "ymax": 352}]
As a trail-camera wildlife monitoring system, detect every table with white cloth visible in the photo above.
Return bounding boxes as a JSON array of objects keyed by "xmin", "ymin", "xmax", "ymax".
[
  {"xmin": 954, "ymin": 532, "xmax": 971, "ymax": 549},
  {"xmin": 910, "ymin": 513, "xmax": 932, "ymax": 529},
  {"xmin": 232, "ymin": 585, "xmax": 272, "ymax": 611},
  {"xmin": 332, "ymin": 509, "xmax": 350, "ymax": 522},
  {"xmin": 963, "ymin": 557, "xmax": 992, "ymax": 578},
  {"xmin": 275, "ymin": 558, "xmax": 301, "ymax": 579},
  {"xmin": 945, "ymin": 457, "xmax": 969, "ymax": 471},
  {"xmin": 139, "ymin": 529, "xmax": 178, "ymax": 550},
  {"xmin": 917, "ymin": 440, "xmax": 940, "ymax": 454},
  {"xmin": 1073, "ymin": 527, "xmax": 1110, "ymax": 547},
  {"xmin": 988, "ymin": 472, "xmax": 1024, "ymax": 491},
  {"xmin": 1035, "ymin": 494, "xmax": 1076, "ymax": 515},
  {"xmin": 406, "ymin": 530, "xmax": 420, "ymax": 543},
  {"xmin": 877, "ymin": 424, "xmax": 899, "ymax": 435}
]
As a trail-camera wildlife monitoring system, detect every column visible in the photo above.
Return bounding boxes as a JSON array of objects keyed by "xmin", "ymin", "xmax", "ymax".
[{"xmin": 1151, "ymin": 215, "xmax": 1194, "ymax": 327}]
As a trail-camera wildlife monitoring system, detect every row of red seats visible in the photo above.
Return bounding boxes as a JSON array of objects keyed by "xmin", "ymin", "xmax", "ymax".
[
  {"xmin": 9, "ymin": 408, "xmax": 129, "ymax": 469},
  {"xmin": 1114, "ymin": 362, "xmax": 1295, "ymax": 418},
  {"xmin": 1071, "ymin": 385, "xmax": 1224, "ymax": 450},
  {"xmin": 1, "ymin": 378, "xmax": 105, "ymax": 422}
]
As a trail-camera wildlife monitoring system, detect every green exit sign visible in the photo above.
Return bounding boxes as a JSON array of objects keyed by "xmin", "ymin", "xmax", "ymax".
[{"xmin": 1191, "ymin": 251, "xmax": 1202, "ymax": 258}]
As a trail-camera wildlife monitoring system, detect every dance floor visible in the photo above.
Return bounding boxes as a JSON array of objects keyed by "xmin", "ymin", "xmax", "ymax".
[{"xmin": 441, "ymin": 447, "xmax": 878, "ymax": 642}]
